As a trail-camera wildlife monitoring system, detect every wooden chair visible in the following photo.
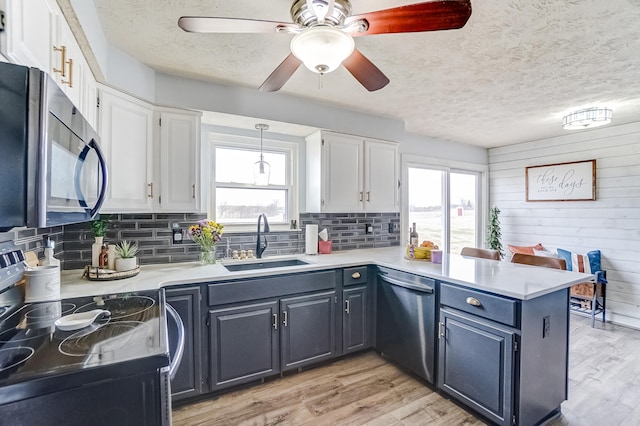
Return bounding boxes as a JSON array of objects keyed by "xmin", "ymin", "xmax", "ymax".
[
  {"xmin": 460, "ymin": 247, "xmax": 501, "ymax": 261},
  {"xmin": 511, "ymin": 253, "xmax": 566, "ymax": 270}
]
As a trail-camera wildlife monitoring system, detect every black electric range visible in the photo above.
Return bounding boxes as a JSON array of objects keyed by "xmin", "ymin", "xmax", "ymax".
[{"xmin": 0, "ymin": 243, "xmax": 174, "ymax": 425}]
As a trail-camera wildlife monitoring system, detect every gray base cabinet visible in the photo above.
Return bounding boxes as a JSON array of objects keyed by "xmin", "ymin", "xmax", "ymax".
[
  {"xmin": 342, "ymin": 285, "xmax": 369, "ymax": 354},
  {"xmin": 166, "ymin": 287, "xmax": 203, "ymax": 401},
  {"xmin": 281, "ymin": 291, "xmax": 337, "ymax": 370},
  {"xmin": 438, "ymin": 282, "xmax": 569, "ymax": 426},
  {"xmin": 438, "ymin": 308, "xmax": 515, "ymax": 425},
  {"xmin": 209, "ymin": 301, "xmax": 279, "ymax": 390}
]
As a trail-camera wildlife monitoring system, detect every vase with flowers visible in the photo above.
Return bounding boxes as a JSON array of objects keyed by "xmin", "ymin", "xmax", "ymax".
[{"xmin": 188, "ymin": 220, "xmax": 224, "ymax": 264}]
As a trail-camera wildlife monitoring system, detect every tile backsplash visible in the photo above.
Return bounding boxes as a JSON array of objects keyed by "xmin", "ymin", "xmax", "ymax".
[{"xmin": 0, "ymin": 212, "xmax": 400, "ymax": 270}]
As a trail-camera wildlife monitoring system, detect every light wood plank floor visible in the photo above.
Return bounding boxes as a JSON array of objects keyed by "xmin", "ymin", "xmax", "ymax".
[{"xmin": 173, "ymin": 315, "xmax": 640, "ymax": 426}]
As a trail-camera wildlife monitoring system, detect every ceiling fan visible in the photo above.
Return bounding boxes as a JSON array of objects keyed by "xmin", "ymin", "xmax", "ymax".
[{"xmin": 178, "ymin": 0, "xmax": 472, "ymax": 92}]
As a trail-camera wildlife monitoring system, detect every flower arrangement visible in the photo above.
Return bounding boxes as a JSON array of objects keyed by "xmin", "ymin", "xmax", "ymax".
[{"xmin": 188, "ymin": 220, "xmax": 224, "ymax": 264}]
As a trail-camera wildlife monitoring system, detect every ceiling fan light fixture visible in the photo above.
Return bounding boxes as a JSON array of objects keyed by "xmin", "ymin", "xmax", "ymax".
[
  {"xmin": 562, "ymin": 107, "xmax": 612, "ymax": 130},
  {"xmin": 290, "ymin": 26, "xmax": 355, "ymax": 74}
]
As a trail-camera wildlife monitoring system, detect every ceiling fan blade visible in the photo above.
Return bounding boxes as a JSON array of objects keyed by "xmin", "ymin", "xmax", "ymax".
[
  {"xmin": 345, "ymin": 0, "xmax": 472, "ymax": 36},
  {"xmin": 259, "ymin": 54, "xmax": 303, "ymax": 92},
  {"xmin": 342, "ymin": 49, "xmax": 390, "ymax": 92},
  {"xmin": 178, "ymin": 16, "xmax": 297, "ymax": 33}
]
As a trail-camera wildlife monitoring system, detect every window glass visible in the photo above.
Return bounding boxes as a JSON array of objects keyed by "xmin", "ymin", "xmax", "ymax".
[
  {"xmin": 450, "ymin": 172, "xmax": 478, "ymax": 254},
  {"xmin": 215, "ymin": 147, "xmax": 287, "ymax": 185},
  {"xmin": 215, "ymin": 187, "xmax": 287, "ymax": 223},
  {"xmin": 408, "ymin": 167, "xmax": 443, "ymax": 248}
]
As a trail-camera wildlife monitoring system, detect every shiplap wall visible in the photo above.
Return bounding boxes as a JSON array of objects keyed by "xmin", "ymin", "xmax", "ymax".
[{"xmin": 489, "ymin": 121, "xmax": 640, "ymax": 329}]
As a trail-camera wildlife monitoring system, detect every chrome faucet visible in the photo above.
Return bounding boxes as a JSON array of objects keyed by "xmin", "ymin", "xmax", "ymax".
[{"xmin": 256, "ymin": 214, "xmax": 270, "ymax": 259}]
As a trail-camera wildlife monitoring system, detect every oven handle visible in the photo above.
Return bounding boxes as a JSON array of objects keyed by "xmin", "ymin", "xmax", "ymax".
[{"xmin": 166, "ymin": 303, "xmax": 185, "ymax": 380}]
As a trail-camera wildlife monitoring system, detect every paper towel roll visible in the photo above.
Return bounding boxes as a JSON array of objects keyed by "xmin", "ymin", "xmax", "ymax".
[{"xmin": 305, "ymin": 224, "xmax": 318, "ymax": 255}]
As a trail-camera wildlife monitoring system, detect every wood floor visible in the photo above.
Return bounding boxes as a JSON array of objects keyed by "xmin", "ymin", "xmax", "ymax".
[{"xmin": 172, "ymin": 314, "xmax": 640, "ymax": 426}]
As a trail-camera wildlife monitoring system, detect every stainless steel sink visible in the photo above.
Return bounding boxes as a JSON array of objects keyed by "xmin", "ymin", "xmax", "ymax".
[{"xmin": 222, "ymin": 259, "xmax": 309, "ymax": 272}]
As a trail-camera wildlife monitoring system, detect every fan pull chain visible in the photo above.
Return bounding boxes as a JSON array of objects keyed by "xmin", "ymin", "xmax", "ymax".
[{"xmin": 318, "ymin": 73, "xmax": 324, "ymax": 90}]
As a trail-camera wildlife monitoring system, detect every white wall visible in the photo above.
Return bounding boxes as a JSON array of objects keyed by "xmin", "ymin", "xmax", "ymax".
[{"xmin": 489, "ymin": 122, "xmax": 640, "ymax": 329}]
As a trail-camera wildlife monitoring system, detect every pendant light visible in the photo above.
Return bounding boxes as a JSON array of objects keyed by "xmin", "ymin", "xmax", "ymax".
[{"xmin": 253, "ymin": 123, "xmax": 270, "ymax": 186}]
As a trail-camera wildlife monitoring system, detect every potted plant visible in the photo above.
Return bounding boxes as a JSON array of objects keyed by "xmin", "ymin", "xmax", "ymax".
[
  {"xmin": 487, "ymin": 206, "xmax": 504, "ymax": 258},
  {"xmin": 89, "ymin": 215, "xmax": 111, "ymax": 267},
  {"xmin": 114, "ymin": 240, "xmax": 139, "ymax": 272}
]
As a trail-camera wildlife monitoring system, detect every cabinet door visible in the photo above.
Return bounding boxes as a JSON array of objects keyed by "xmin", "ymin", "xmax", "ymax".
[
  {"xmin": 364, "ymin": 140, "xmax": 398, "ymax": 212},
  {"xmin": 280, "ymin": 291, "xmax": 337, "ymax": 370},
  {"xmin": 166, "ymin": 287, "xmax": 203, "ymax": 401},
  {"xmin": 98, "ymin": 87, "xmax": 154, "ymax": 212},
  {"xmin": 54, "ymin": 20, "xmax": 84, "ymax": 109},
  {"xmin": 4, "ymin": 0, "xmax": 58, "ymax": 71},
  {"xmin": 322, "ymin": 133, "xmax": 363, "ymax": 212},
  {"xmin": 209, "ymin": 301, "xmax": 280, "ymax": 390},
  {"xmin": 158, "ymin": 111, "xmax": 200, "ymax": 212},
  {"xmin": 438, "ymin": 308, "xmax": 515, "ymax": 426},
  {"xmin": 343, "ymin": 285, "xmax": 369, "ymax": 354}
]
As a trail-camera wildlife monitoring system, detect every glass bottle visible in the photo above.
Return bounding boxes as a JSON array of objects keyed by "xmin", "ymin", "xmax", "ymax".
[{"xmin": 410, "ymin": 223, "xmax": 419, "ymax": 246}]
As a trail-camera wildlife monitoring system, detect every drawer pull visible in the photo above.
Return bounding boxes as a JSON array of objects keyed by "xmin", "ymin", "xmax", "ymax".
[
  {"xmin": 466, "ymin": 297, "xmax": 482, "ymax": 307},
  {"xmin": 351, "ymin": 272, "xmax": 361, "ymax": 279}
]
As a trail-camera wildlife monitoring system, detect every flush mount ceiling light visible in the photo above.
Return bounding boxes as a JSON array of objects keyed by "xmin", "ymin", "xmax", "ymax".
[
  {"xmin": 253, "ymin": 123, "xmax": 270, "ymax": 186},
  {"xmin": 562, "ymin": 107, "xmax": 612, "ymax": 130},
  {"xmin": 290, "ymin": 25, "xmax": 355, "ymax": 74}
]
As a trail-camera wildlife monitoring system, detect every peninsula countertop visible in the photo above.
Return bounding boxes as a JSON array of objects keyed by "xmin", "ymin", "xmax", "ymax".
[{"xmin": 60, "ymin": 247, "xmax": 593, "ymax": 300}]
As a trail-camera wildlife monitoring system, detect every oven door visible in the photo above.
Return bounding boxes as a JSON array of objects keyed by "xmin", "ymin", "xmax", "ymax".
[{"xmin": 39, "ymin": 113, "xmax": 108, "ymax": 227}]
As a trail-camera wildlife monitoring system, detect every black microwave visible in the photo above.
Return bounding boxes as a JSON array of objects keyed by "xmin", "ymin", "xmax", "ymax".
[{"xmin": 0, "ymin": 62, "xmax": 108, "ymax": 231}]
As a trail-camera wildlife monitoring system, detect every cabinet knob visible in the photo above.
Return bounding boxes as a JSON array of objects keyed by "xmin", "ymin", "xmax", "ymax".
[
  {"xmin": 466, "ymin": 297, "xmax": 482, "ymax": 307},
  {"xmin": 351, "ymin": 272, "xmax": 361, "ymax": 279}
]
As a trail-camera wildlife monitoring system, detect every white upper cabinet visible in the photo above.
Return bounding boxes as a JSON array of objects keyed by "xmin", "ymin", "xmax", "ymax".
[
  {"xmin": 3, "ymin": 0, "xmax": 58, "ymax": 72},
  {"xmin": 2, "ymin": 0, "xmax": 96, "ymax": 125},
  {"xmin": 306, "ymin": 131, "xmax": 398, "ymax": 213},
  {"xmin": 157, "ymin": 110, "xmax": 202, "ymax": 212},
  {"xmin": 98, "ymin": 85, "xmax": 155, "ymax": 212}
]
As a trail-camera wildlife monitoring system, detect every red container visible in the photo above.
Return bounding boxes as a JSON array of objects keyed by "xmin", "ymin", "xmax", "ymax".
[{"xmin": 318, "ymin": 240, "xmax": 332, "ymax": 254}]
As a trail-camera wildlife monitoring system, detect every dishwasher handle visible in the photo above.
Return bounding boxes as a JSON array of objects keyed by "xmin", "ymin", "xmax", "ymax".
[
  {"xmin": 166, "ymin": 303, "xmax": 185, "ymax": 380},
  {"xmin": 378, "ymin": 274, "xmax": 434, "ymax": 294}
]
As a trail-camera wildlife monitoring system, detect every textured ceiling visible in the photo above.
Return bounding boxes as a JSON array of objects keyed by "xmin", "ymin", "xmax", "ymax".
[{"xmin": 91, "ymin": 0, "xmax": 640, "ymax": 148}]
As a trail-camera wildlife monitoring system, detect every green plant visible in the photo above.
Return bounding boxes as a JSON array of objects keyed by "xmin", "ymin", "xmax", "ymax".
[
  {"xmin": 90, "ymin": 215, "xmax": 111, "ymax": 237},
  {"xmin": 487, "ymin": 206, "xmax": 504, "ymax": 258},
  {"xmin": 114, "ymin": 240, "xmax": 139, "ymax": 259}
]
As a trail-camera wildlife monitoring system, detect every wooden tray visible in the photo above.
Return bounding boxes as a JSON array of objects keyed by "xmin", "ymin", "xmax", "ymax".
[{"xmin": 82, "ymin": 265, "xmax": 140, "ymax": 281}]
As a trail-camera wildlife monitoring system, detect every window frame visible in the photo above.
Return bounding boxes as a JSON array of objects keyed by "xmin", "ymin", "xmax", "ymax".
[
  {"xmin": 401, "ymin": 154, "xmax": 488, "ymax": 254},
  {"xmin": 209, "ymin": 133, "xmax": 299, "ymax": 232}
]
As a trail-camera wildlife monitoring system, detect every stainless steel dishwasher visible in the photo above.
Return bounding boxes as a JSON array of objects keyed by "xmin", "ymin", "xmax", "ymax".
[{"xmin": 376, "ymin": 266, "xmax": 436, "ymax": 383}]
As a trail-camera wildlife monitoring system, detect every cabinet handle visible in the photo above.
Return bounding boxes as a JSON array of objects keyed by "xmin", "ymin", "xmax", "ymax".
[
  {"xmin": 351, "ymin": 272, "xmax": 361, "ymax": 279},
  {"xmin": 366, "ymin": 191, "xmax": 370, "ymax": 202},
  {"xmin": 438, "ymin": 321, "xmax": 445, "ymax": 338},
  {"xmin": 53, "ymin": 45, "xmax": 66, "ymax": 76},
  {"xmin": 62, "ymin": 58, "xmax": 73, "ymax": 88},
  {"xmin": 345, "ymin": 300, "xmax": 350, "ymax": 314},
  {"xmin": 272, "ymin": 313, "xmax": 278, "ymax": 330},
  {"xmin": 192, "ymin": 184, "xmax": 196, "ymax": 199},
  {"xmin": 466, "ymin": 297, "xmax": 482, "ymax": 307},
  {"xmin": 359, "ymin": 191, "xmax": 364, "ymax": 202},
  {"xmin": 282, "ymin": 311, "xmax": 288, "ymax": 327},
  {"xmin": 147, "ymin": 182, "xmax": 153, "ymax": 198}
]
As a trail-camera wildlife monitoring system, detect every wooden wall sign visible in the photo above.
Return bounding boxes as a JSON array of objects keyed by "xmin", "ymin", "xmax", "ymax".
[{"xmin": 525, "ymin": 159, "xmax": 596, "ymax": 201}]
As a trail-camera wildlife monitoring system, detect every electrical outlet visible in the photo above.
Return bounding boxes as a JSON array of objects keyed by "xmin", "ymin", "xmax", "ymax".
[
  {"xmin": 543, "ymin": 315, "xmax": 550, "ymax": 338},
  {"xmin": 365, "ymin": 224, "xmax": 373, "ymax": 234},
  {"xmin": 388, "ymin": 222, "xmax": 396, "ymax": 233}
]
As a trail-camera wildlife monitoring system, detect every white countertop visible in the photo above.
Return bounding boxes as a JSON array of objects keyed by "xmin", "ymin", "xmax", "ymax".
[{"xmin": 60, "ymin": 247, "xmax": 594, "ymax": 301}]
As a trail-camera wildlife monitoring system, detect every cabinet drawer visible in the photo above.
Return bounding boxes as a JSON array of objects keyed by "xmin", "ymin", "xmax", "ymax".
[
  {"xmin": 343, "ymin": 267, "xmax": 368, "ymax": 286},
  {"xmin": 208, "ymin": 270, "xmax": 336, "ymax": 306},
  {"xmin": 440, "ymin": 283, "xmax": 518, "ymax": 327}
]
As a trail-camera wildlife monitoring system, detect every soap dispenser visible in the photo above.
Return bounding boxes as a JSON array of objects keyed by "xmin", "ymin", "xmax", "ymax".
[{"xmin": 41, "ymin": 239, "xmax": 60, "ymax": 267}]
